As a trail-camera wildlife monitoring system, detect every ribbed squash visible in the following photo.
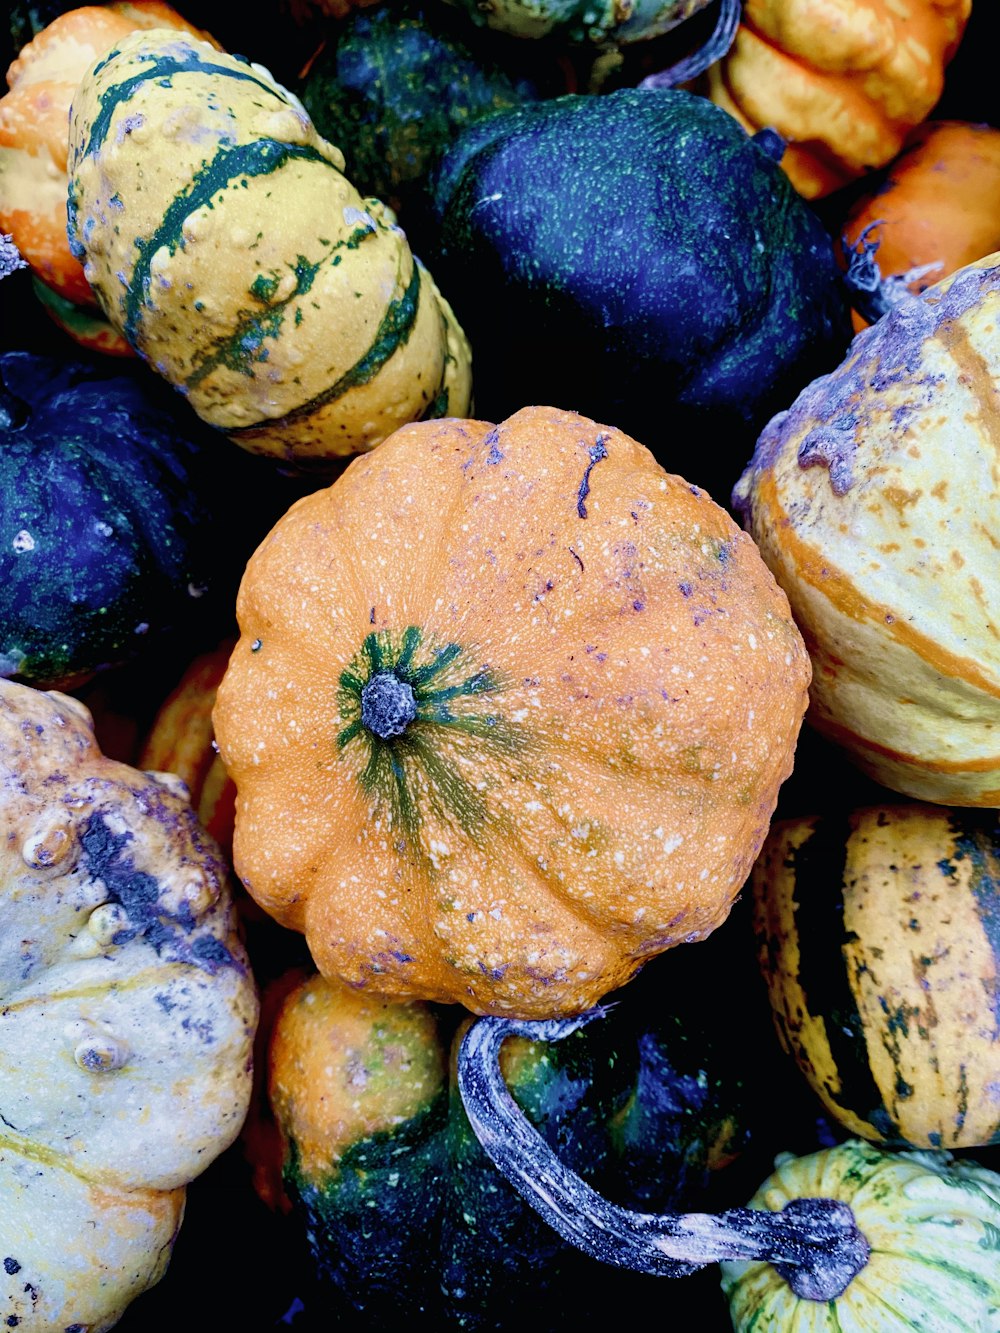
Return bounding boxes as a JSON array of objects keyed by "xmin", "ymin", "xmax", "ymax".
[
  {"xmin": 212, "ymin": 404, "xmax": 811, "ymax": 1019},
  {"xmin": 443, "ymin": 0, "xmax": 713, "ymax": 46},
  {"xmin": 733, "ymin": 252, "xmax": 1000, "ymax": 805},
  {"xmin": 138, "ymin": 638, "xmax": 238, "ymax": 860},
  {"xmin": 0, "ymin": 3, "xmax": 216, "ymax": 354},
  {"xmin": 0, "ymin": 677, "xmax": 258, "ymax": 1333},
  {"xmin": 702, "ymin": 0, "xmax": 971, "ymax": 200},
  {"xmin": 255, "ymin": 953, "xmax": 752, "ymax": 1330},
  {"xmin": 721, "ymin": 1139, "xmax": 1000, "ymax": 1331},
  {"xmin": 65, "ymin": 27, "xmax": 472, "ymax": 463},
  {"xmin": 752, "ymin": 803, "xmax": 1000, "ymax": 1150},
  {"xmin": 838, "ymin": 119, "xmax": 1000, "ymax": 332}
]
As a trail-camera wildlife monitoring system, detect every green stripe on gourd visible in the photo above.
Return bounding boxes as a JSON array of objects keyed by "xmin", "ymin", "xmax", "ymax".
[{"xmin": 66, "ymin": 29, "xmax": 472, "ymax": 464}]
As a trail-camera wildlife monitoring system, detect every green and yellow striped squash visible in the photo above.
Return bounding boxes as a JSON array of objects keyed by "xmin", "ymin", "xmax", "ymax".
[
  {"xmin": 721, "ymin": 1138, "xmax": 1000, "ymax": 1332},
  {"xmin": 751, "ymin": 802, "xmax": 1000, "ymax": 1150},
  {"xmin": 733, "ymin": 253, "xmax": 1000, "ymax": 806},
  {"xmin": 64, "ymin": 28, "xmax": 472, "ymax": 464}
]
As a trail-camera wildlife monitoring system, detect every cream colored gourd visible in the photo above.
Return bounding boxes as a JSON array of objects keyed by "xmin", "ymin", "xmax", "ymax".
[
  {"xmin": 65, "ymin": 28, "xmax": 471, "ymax": 463},
  {"xmin": 0, "ymin": 678, "xmax": 258, "ymax": 1332},
  {"xmin": 734, "ymin": 252, "xmax": 1000, "ymax": 805}
]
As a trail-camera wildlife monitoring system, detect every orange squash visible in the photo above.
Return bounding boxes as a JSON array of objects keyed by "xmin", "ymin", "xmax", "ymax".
[
  {"xmin": 212, "ymin": 405, "xmax": 811, "ymax": 1019},
  {"xmin": 702, "ymin": 0, "xmax": 971, "ymax": 200},
  {"xmin": 838, "ymin": 119, "xmax": 1000, "ymax": 332},
  {"xmin": 138, "ymin": 639, "xmax": 238, "ymax": 862},
  {"xmin": 0, "ymin": 3, "xmax": 217, "ymax": 352}
]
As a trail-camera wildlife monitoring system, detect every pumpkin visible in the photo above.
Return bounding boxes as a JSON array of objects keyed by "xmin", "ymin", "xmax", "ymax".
[
  {"xmin": 720, "ymin": 1139, "xmax": 1000, "ymax": 1330},
  {"xmin": 211, "ymin": 404, "xmax": 811, "ymax": 1019},
  {"xmin": 138, "ymin": 638, "xmax": 239, "ymax": 861},
  {"xmin": 0, "ymin": 346, "xmax": 239, "ymax": 691},
  {"xmin": 0, "ymin": 3, "xmax": 217, "ymax": 355},
  {"xmin": 733, "ymin": 252, "xmax": 1000, "ymax": 806},
  {"xmin": 295, "ymin": 0, "xmax": 541, "ymax": 238},
  {"xmin": 751, "ymin": 803, "xmax": 1000, "ymax": 1151},
  {"xmin": 0, "ymin": 676, "xmax": 258, "ymax": 1333},
  {"xmin": 251, "ymin": 942, "xmax": 754, "ymax": 1331},
  {"xmin": 837, "ymin": 119, "xmax": 1000, "ymax": 333},
  {"xmin": 65, "ymin": 27, "xmax": 472, "ymax": 464},
  {"xmin": 701, "ymin": 0, "xmax": 972, "ymax": 200},
  {"xmin": 430, "ymin": 87, "xmax": 853, "ymax": 501}
]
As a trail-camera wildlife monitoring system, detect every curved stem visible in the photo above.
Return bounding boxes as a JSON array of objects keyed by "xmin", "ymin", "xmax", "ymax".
[
  {"xmin": 638, "ymin": 0, "xmax": 742, "ymax": 90},
  {"xmin": 841, "ymin": 221, "xmax": 943, "ymax": 326},
  {"xmin": 458, "ymin": 1010, "xmax": 871, "ymax": 1300}
]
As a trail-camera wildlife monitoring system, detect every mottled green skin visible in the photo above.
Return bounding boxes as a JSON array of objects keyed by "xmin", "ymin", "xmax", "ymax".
[
  {"xmin": 297, "ymin": 2, "xmax": 538, "ymax": 238},
  {"xmin": 0, "ymin": 350, "xmax": 221, "ymax": 688},
  {"xmin": 282, "ymin": 964, "xmax": 750, "ymax": 1330},
  {"xmin": 432, "ymin": 88, "xmax": 853, "ymax": 503}
]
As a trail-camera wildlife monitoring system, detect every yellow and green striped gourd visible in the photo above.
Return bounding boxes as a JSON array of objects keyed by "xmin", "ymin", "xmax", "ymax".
[{"xmin": 65, "ymin": 28, "xmax": 472, "ymax": 463}]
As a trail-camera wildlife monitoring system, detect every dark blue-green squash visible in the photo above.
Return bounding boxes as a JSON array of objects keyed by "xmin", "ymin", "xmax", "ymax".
[
  {"xmin": 430, "ymin": 87, "xmax": 855, "ymax": 503},
  {"xmin": 297, "ymin": 1, "xmax": 543, "ymax": 247},
  {"xmin": 256, "ymin": 946, "xmax": 756, "ymax": 1332},
  {"xmin": 0, "ymin": 349, "xmax": 233, "ymax": 690}
]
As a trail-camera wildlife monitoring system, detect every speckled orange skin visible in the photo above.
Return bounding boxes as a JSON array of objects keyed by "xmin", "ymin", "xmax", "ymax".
[
  {"xmin": 734, "ymin": 254, "xmax": 1000, "ymax": 805},
  {"xmin": 839, "ymin": 120, "xmax": 1000, "ymax": 332},
  {"xmin": 139, "ymin": 638, "xmax": 238, "ymax": 860},
  {"xmin": 0, "ymin": 3, "xmax": 213, "ymax": 348},
  {"xmin": 703, "ymin": 0, "xmax": 970, "ymax": 199},
  {"xmin": 213, "ymin": 406, "xmax": 811, "ymax": 1019}
]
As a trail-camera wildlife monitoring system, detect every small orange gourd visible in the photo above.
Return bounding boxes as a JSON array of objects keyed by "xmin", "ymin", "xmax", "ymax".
[
  {"xmin": 212, "ymin": 405, "xmax": 811, "ymax": 1019},
  {"xmin": 838, "ymin": 119, "xmax": 1000, "ymax": 331},
  {"xmin": 702, "ymin": 0, "xmax": 971, "ymax": 199},
  {"xmin": 0, "ymin": 3, "xmax": 216, "ymax": 352}
]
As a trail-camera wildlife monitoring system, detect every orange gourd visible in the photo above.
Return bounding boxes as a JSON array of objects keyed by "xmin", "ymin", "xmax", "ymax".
[
  {"xmin": 0, "ymin": 3, "xmax": 217, "ymax": 351},
  {"xmin": 212, "ymin": 405, "xmax": 811, "ymax": 1019},
  {"xmin": 702, "ymin": 0, "xmax": 971, "ymax": 200},
  {"xmin": 838, "ymin": 119, "xmax": 1000, "ymax": 331}
]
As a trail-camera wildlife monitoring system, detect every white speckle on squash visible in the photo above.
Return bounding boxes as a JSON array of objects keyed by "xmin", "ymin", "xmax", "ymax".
[{"xmin": 11, "ymin": 530, "xmax": 34, "ymax": 552}]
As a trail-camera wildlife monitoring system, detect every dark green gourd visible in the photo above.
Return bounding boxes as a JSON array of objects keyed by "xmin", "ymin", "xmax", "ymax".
[
  {"xmin": 0, "ymin": 349, "xmax": 228, "ymax": 689},
  {"xmin": 431, "ymin": 88, "xmax": 854, "ymax": 503},
  {"xmin": 297, "ymin": 1, "xmax": 542, "ymax": 247},
  {"xmin": 259, "ymin": 951, "xmax": 753, "ymax": 1331}
]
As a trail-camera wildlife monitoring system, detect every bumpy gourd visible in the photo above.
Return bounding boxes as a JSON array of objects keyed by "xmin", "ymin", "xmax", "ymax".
[
  {"xmin": 702, "ymin": 0, "xmax": 971, "ymax": 199},
  {"xmin": 212, "ymin": 405, "xmax": 811, "ymax": 1019},
  {"xmin": 752, "ymin": 803, "xmax": 1000, "ymax": 1150},
  {"xmin": 720, "ymin": 1140, "xmax": 1000, "ymax": 1330},
  {"xmin": 0, "ymin": 677, "xmax": 258, "ymax": 1332},
  {"xmin": 65, "ymin": 28, "xmax": 471, "ymax": 462},
  {"xmin": 733, "ymin": 253, "xmax": 1000, "ymax": 805}
]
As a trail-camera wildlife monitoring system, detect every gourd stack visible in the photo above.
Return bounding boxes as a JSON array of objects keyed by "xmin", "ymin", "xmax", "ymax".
[{"xmin": 64, "ymin": 28, "xmax": 472, "ymax": 462}]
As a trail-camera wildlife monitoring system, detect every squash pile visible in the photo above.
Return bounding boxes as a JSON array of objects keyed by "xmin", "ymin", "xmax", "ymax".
[{"xmin": 2, "ymin": 1, "xmax": 1000, "ymax": 1330}]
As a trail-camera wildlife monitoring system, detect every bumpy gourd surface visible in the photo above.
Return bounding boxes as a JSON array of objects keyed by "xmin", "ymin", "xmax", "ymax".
[
  {"xmin": 0, "ymin": 678, "xmax": 258, "ymax": 1332},
  {"xmin": 721, "ymin": 1139, "xmax": 1000, "ymax": 1331},
  {"xmin": 213, "ymin": 405, "xmax": 811, "ymax": 1018},
  {"xmin": 734, "ymin": 254, "xmax": 1000, "ymax": 805},
  {"xmin": 65, "ymin": 28, "xmax": 471, "ymax": 461},
  {"xmin": 753, "ymin": 805, "xmax": 1000, "ymax": 1150},
  {"xmin": 704, "ymin": 0, "xmax": 971, "ymax": 198}
]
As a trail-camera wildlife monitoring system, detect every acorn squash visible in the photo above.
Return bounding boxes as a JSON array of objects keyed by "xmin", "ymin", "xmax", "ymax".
[
  {"xmin": 430, "ymin": 88, "xmax": 853, "ymax": 500},
  {"xmin": 65, "ymin": 27, "xmax": 472, "ymax": 464},
  {"xmin": 0, "ymin": 676, "xmax": 258, "ymax": 1333},
  {"xmin": 0, "ymin": 348, "xmax": 229, "ymax": 690}
]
